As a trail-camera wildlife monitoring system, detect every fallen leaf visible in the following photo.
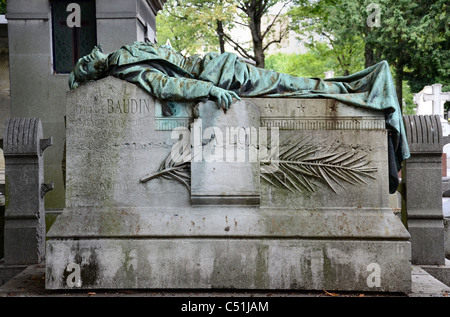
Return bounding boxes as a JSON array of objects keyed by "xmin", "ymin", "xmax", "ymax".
[
  {"xmin": 88, "ymin": 292, "xmax": 96, "ymax": 296},
  {"xmin": 323, "ymin": 289, "xmax": 338, "ymax": 296},
  {"xmin": 358, "ymin": 293, "xmax": 365, "ymax": 297}
]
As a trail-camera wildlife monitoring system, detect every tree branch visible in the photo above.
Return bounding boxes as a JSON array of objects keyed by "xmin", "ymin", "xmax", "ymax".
[
  {"xmin": 222, "ymin": 33, "xmax": 255, "ymax": 60},
  {"xmin": 262, "ymin": 24, "xmax": 289, "ymax": 51},
  {"xmin": 262, "ymin": 0, "xmax": 291, "ymax": 39},
  {"xmin": 233, "ymin": 20, "xmax": 250, "ymax": 28},
  {"xmin": 321, "ymin": 31, "xmax": 335, "ymax": 45},
  {"xmin": 236, "ymin": 0, "xmax": 249, "ymax": 13},
  {"xmin": 262, "ymin": 39, "xmax": 282, "ymax": 51}
]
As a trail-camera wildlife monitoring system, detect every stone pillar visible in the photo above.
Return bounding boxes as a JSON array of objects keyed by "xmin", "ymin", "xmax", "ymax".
[
  {"xmin": 402, "ymin": 114, "xmax": 445, "ymax": 265},
  {"xmin": 2, "ymin": 118, "xmax": 53, "ymax": 265},
  {"xmin": 96, "ymin": 0, "xmax": 166, "ymax": 52}
]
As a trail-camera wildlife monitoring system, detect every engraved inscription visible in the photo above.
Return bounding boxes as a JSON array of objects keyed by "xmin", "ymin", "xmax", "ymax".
[
  {"xmin": 75, "ymin": 98, "xmax": 152, "ymax": 115},
  {"xmin": 107, "ymin": 98, "xmax": 152, "ymax": 114}
]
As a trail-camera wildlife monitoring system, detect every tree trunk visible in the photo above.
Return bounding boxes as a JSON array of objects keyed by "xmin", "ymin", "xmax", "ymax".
[
  {"xmin": 365, "ymin": 43, "xmax": 375, "ymax": 68},
  {"xmin": 253, "ymin": 41, "xmax": 265, "ymax": 68},
  {"xmin": 246, "ymin": 0, "xmax": 265, "ymax": 68},
  {"xmin": 216, "ymin": 20, "xmax": 226, "ymax": 54},
  {"xmin": 249, "ymin": 17, "xmax": 264, "ymax": 67}
]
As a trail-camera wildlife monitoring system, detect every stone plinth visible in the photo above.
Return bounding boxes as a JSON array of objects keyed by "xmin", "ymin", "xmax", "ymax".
[
  {"xmin": 2, "ymin": 118, "xmax": 53, "ymax": 265},
  {"xmin": 402, "ymin": 115, "xmax": 445, "ymax": 265},
  {"xmin": 45, "ymin": 77, "xmax": 411, "ymax": 293}
]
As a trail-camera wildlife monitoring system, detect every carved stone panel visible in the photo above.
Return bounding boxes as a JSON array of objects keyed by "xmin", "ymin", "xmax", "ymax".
[{"xmin": 65, "ymin": 76, "xmax": 190, "ymax": 208}]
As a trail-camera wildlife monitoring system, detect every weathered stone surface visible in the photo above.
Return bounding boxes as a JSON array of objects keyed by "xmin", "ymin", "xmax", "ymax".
[
  {"xmin": 191, "ymin": 100, "xmax": 260, "ymax": 205},
  {"xmin": 46, "ymin": 207, "xmax": 409, "ymax": 240},
  {"xmin": 46, "ymin": 77, "xmax": 411, "ymax": 293},
  {"xmin": 65, "ymin": 76, "xmax": 189, "ymax": 208},
  {"xmin": 46, "ymin": 234, "xmax": 410, "ymax": 292},
  {"xmin": 2, "ymin": 117, "xmax": 52, "ymax": 265},
  {"xmin": 47, "ymin": 207, "xmax": 410, "ymax": 291},
  {"xmin": 444, "ymin": 217, "xmax": 449, "ymax": 258},
  {"xmin": 402, "ymin": 115, "xmax": 445, "ymax": 265}
]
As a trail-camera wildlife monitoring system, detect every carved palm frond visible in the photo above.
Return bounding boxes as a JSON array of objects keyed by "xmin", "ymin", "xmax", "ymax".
[
  {"xmin": 141, "ymin": 135, "xmax": 377, "ymax": 194},
  {"xmin": 140, "ymin": 147, "xmax": 191, "ymax": 191},
  {"xmin": 260, "ymin": 136, "xmax": 377, "ymax": 193}
]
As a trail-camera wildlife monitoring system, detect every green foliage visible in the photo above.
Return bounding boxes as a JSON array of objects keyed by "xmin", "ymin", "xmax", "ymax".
[
  {"xmin": 156, "ymin": 0, "xmax": 447, "ymax": 115},
  {"xmin": 266, "ymin": 43, "xmax": 337, "ymax": 78},
  {"xmin": 288, "ymin": 0, "xmax": 449, "ymax": 113},
  {"xmin": 157, "ymin": 0, "xmax": 291, "ymax": 67},
  {"xmin": 402, "ymin": 80, "xmax": 416, "ymax": 115},
  {"xmin": 288, "ymin": 0, "xmax": 368, "ymax": 75},
  {"xmin": 365, "ymin": 0, "xmax": 448, "ymax": 90},
  {"xmin": 0, "ymin": 0, "xmax": 6, "ymax": 15},
  {"xmin": 156, "ymin": 0, "xmax": 237, "ymax": 55}
]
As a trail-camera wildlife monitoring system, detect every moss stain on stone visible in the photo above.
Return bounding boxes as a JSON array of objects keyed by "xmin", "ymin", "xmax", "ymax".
[{"xmin": 254, "ymin": 243, "xmax": 269, "ymax": 288}]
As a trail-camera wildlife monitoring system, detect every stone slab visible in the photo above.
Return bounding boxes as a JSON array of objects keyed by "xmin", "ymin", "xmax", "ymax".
[
  {"xmin": 421, "ymin": 258, "xmax": 450, "ymax": 287},
  {"xmin": 410, "ymin": 265, "xmax": 450, "ymax": 297},
  {"xmin": 46, "ymin": 206, "xmax": 409, "ymax": 239},
  {"xmin": 191, "ymin": 100, "xmax": 260, "ymax": 205},
  {"xmin": 65, "ymin": 76, "xmax": 190, "ymax": 209},
  {"xmin": 402, "ymin": 115, "xmax": 445, "ymax": 265},
  {"xmin": 46, "ymin": 237, "xmax": 410, "ymax": 292},
  {"xmin": 46, "ymin": 206, "xmax": 411, "ymax": 292},
  {"xmin": 0, "ymin": 263, "xmax": 28, "ymax": 287},
  {"xmin": 5, "ymin": 263, "xmax": 449, "ymax": 297},
  {"xmin": 407, "ymin": 219, "xmax": 445, "ymax": 265},
  {"xmin": 3, "ymin": 118, "xmax": 49, "ymax": 265}
]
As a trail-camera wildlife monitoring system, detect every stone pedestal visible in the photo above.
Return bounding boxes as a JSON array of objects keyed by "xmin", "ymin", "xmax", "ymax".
[
  {"xmin": 0, "ymin": 118, "xmax": 53, "ymax": 285},
  {"xmin": 402, "ymin": 115, "xmax": 445, "ymax": 265},
  {"xmin": 45, "ymin": 77, "xmax": 411, "ymax": 293},
  {"xmin": 2, "ymin": 118, "xmax": 53, "ymax": 265}
]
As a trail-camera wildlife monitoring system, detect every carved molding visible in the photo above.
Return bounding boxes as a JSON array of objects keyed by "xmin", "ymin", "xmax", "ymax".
[{"xmin": 260, "ymin": 117, "xmax": 385, "ymax": 130}]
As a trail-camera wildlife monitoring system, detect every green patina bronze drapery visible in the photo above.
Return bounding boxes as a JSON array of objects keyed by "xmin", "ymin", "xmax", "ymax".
[{"xmin": 69, "ymin": 42, "xmax": 410, "ymax": 193}]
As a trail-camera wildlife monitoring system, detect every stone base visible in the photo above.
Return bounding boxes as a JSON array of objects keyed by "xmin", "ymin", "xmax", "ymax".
[
  {"xmin": 445, "ymin": 218, "xmax": 450, "ymax": 258},
  {"xmin": 46, "ymin": 207, "xmax": 411, "ymax": 293},
  {"xmin": 408, "ymin": 219, "xmax": 445, "ymax": 265},
  {"xmin": 420, "ymin": 258, "xmax": 450, "ymax": 287},
  {"xmin": 0, "ymin": 262, "xmax": 28, "ymax": 286}
]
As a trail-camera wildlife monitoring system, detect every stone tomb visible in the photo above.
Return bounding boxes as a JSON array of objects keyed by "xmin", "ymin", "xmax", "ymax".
[{"xmin": 45, "ymin": 76, "xmax": 411, "ymax": 292}]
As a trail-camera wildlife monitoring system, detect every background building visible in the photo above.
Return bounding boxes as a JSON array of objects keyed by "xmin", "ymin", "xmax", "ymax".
[{"xmin": 3, "ymin": 0, "xmax": 166, "ymax": 211}]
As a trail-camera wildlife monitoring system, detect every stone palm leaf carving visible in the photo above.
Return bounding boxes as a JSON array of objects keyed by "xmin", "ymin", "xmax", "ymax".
[
  {"xmin": 141, "ymin": 136, "xmax": 377, "ymax": 194},
  {"xmin": 260, "ymin": 136, "xmax": 377, "ymax": 193},
  {"xmin": 140, "ymin": 147, "xmax": 191, "ymax": 191}
]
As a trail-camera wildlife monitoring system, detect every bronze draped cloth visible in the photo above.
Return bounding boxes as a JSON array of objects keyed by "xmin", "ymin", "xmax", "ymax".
[{"xmin": 94, "ymin": 42, "xmax": 409, "ymax": 193}]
